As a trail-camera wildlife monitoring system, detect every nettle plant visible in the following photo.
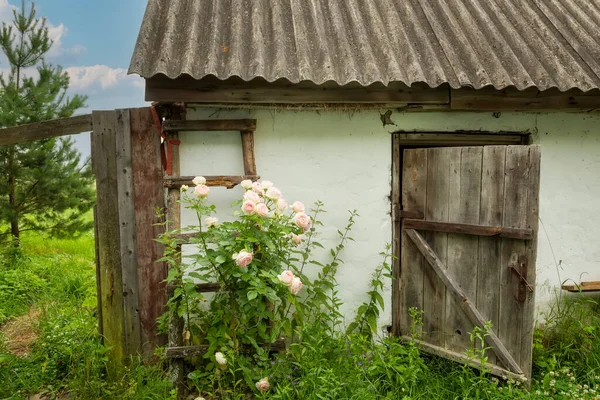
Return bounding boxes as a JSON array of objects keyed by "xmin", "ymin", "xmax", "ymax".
[{"xmin": 159, "ymin": 177, "xmax": 367, "ymax": 394}]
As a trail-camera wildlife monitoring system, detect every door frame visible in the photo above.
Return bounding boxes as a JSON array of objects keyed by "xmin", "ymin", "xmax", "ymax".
[{"xmin": 390, "ymin": 131, "xmax": 531, "ymax": 337}]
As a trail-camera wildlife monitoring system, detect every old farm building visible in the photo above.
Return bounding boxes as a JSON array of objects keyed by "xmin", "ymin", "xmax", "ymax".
[{"xmin": 125, "ymin": 0, "xmax": 600, "ymax": 381}]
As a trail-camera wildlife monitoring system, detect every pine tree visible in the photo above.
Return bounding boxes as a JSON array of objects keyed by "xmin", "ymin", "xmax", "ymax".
[{"xmin": 0, "ymin": 1, "xmax": 94, "ymax": 244}]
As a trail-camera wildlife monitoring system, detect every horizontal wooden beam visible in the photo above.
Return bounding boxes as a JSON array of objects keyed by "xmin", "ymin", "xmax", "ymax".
[
  {"xmin": 405, "ymin": 229, "xmax": 524, "ymax": 375},
  {"xmin": 394, "ymin": 132, "xmax": 527, "ymax": 146},
  {"xmin": 403, "ymin": 219, "xmax": 534, "ymax": 240},
  {"xmin": 167, "ymin": 282, "xmax": 221, "ymax": 296},
  {"xmin": 164, "ymin": 175, "xmax": 260, "ymax": 189},
  {"xmin": 166, "ymin": 338, "xmax": 286, "ymax": 359},
  {"xmin": 561, "ymin": 281, "xmax": 600, "ymax": 292},
  {"xmin": 401, "ymin": 336, "xmax": 526, "ymax": 381},
  {"xmin": 163, "ymin": 119, "xmax": 256, "ymax": 132},
  {"xmin": 146, "ymin": 75, "xmax": 450, "ymax": 105},
  {"xmin": 0, "ymin": 114, "xmax": 92, "ymax": 146},
  {"xmin": 399, "ymin": 210, "xmax": 424, "ymax": 219},
  {"xmin": 171, "ymin": 232, "xmax": 203, "ymax": 243}
]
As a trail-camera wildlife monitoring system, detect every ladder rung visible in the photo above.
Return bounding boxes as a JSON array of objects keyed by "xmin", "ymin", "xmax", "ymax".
[
  {"xmin": 165, "ymin": 338, "xmax": 286, "ymax": 359},
  {"xmin": 162, "ymin": 119, "xmax": 256, "ymax": 132},
  {"xmin": 164, "ymin": 175, "xmax": 260, "ymax": 189},
  {"xmin": 167, "ymin": 282, "xmax": 221, "ymax": 295},
  {"xmin": 171, "ymin": 232, "xmax": 204, "ymax": 243}
]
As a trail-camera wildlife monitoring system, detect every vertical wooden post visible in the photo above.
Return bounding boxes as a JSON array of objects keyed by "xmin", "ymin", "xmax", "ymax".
[
  {"xmin": 240, "ymin": 130, "xmax": 257, "ymax": 175},
  {"xmin": 130, "ymin": 108, "xmax": 168, "ymax": 357}
]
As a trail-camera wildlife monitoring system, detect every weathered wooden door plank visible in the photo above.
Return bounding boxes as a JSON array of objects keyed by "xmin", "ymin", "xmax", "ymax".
[
  {"xmin": 399, "ymin": 148, "xmax": 428, "ymax": 336},
  {"xmin": 446, "ymin": 147, "xmax": 482, "ymax": 353},
  {"xmin": 405, "ymin": 229, "xmax": 524, "ymax": 375}
]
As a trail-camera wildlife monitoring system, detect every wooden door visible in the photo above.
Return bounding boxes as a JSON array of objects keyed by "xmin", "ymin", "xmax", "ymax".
[{"xmin": 398, "ymin": 145, "xmax": 541, "ymax": 381}]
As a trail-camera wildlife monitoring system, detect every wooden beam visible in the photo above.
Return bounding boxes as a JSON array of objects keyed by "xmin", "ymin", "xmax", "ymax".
[
  {"xmin": 561, "ymin": 281, "xmax": 600, "ymax": 292},
  {"xmin": 394, "ymin": 132, "xmax": 527, "ymax": 146},
  {"xmin": 163, "ymin": 119, "xmax": 256, "ymax": 132},
  {"xmin": 0, "ymin": 114, "xmax": 93, "ymax": 146},
  {"xmin": 164, "ymin": 175, "xmax": 260, "ymax": 189},
  {"xmin": 241, "ymin": 130, "xmax": 257, "ymax": 176},
  {"xmin": 145, "ymin": 75, "xmax": 450, "ymax": 105},
  {"xmin": 405, "ymin": 229, "xmax": 524, "ymax": 375},
  {"xmin": 167, "ymin": 282, "xmax": 222, "ymax": 295},
  {"xmin": 451, "ymin": 87, "xmax": 600, "ymax": 111},
  {"xmin": 166, "ymin": 338, "xmax": 286, "ymax": 359},
  {"xmin": 401, "ymin": 337, "xmax": 526, "ymax": 381},
  {"xmin": 403, "ymin": 219, "xmax": 534, "ymax": 240}
]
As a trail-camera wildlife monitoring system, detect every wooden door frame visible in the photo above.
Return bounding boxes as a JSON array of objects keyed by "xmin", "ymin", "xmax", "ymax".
[{"xmin": 390, "ymin": 131, "xmax": 530, "ymax": 337}]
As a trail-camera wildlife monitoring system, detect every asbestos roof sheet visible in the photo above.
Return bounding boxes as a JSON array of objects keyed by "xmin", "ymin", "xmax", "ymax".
[{"xmin": 128, "ymin": 0, "xmax": 600, "ymax": 92}]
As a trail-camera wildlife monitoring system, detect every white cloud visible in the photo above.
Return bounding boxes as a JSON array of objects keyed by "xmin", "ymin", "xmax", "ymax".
[
  {"xmin": 65, "ymin": 65, "xmax": 144, "ymax": 91},
  {"xmin": 46, "ymin": 22, "xmax": 86, "ymax": 60},
  {"xmin": 0, "ymin": 0, "xmax": 15, "ymax": 22}
]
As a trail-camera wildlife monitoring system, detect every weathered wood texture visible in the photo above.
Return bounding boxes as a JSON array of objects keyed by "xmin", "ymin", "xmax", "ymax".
[
  {"xmin": 164, "ymin": 175, "xmax": 260, "ymax": 189},
  {"xmin": 93, "ymin": 205, "xmax": 102, "ymax": 338},
  {"xmin": 115, "ymin": 109, "xmax": 142, "ymax": 357},
  {"xmin": 130, "ymin": 107, "xmax": 168, "ymax": 357},
  {"xmin": 0, "ymin": 114, "xmax": 92, "ymax": 146},
  {"xmin": 406, "ymin": 229, "xmax": 523, "ymax": 375},
  {"xmin": 165, "ymin": 338, "xmax": 287, "ymax": 359},
  {"xmin": 146, "ymin": 76, "xmax": 450, "ymax": 104},
  {"xmin": 167, "ymin": 282, "xmax": 221, "ymax": 295},
  {"xmin": 402, "ymin": 219, "xmax": 533, "ymax": 240},
  {"xmin": 391, "ymin": 134, "xmax": 402, "ymax": 336},
  {"xmin": 399, "ymin": 145, "xmax": 541, "ymax": 381},
  {"xmin": 394, "ymin": 132, "xmax": 527, "ymax": 146},
  {"xmin": 562, "ymin": 281, "xmax": 600, "ymax": 292},
  {"xmin": 92, "ymin": 111, "xmax": 126, "ymax": 366},
  {"xmin": 241, "ymin": 130, "xmax": 257, "ymax": 175},
  {"xmin": 163, "ymin": 119, "xmax": 256, "ymax": 132}
]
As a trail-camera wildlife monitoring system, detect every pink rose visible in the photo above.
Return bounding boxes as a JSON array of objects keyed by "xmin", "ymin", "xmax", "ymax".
[
  {"xmin": 255, "ymin": 378, "xmax": 270, "ymax": 392},
  {"xmin": 242, "ymin": 201, "xmax": 256, "ymax": 214},
  {"xmin": 256, "ymin": 203, "xmax": 269, "ymax": 217},
  {"xmin": 240, "ymin": 179, "xmax": 253, "ymax": 190},
  {"xmin": 290, "ymin": 277, "xmax": 303, "ymax": 295},
  {"xmin": 194, "ymin": 184, "xmax": 210, "ymax": 198},
  {"xmin": 204, "ymin": 217, "xmax": 218, "ymax": 227},
  {"xmin": 233, "ymin": 250, "xmax": 253, "ymax": 267},
  {"xmin": 294, "ymin": 212, "xmax": 311, "ymax": 230},
  {"xmin": 291, "ymin": 201, "xmax": 305, "ymax": 213},
  {"xmin": 277, "ymin": 270, "xmax": 295, "ymax": 286},
  {"xmin": 276, "ymin": 199, "xmax": 288, "ymax": 211},
  {"xmin": 265, "ymin": 187, "xmax": 282, "ymax": 200},
  {"xmin": 252, "ymin": 181, "xmax": 263, "ymax": 193},
  {"xmin": 243, "ymin": 191, "xmax": 261, "ymax": 203},
  {"xmin": 291, "ymin": 233, "xmax": 303, "ymax": 245},
  {"xmin": 261, "ymin": 180, "xmax": 274, "ymax": 190},
  {"xmin": 192, "ymin": 176, "xmax": 206, "ymax": 185}
]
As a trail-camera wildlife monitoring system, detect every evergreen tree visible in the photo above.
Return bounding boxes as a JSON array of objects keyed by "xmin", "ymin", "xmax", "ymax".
[{"xmin": 0, "ymin": 1, "xmax": 94, "ymax": 244}]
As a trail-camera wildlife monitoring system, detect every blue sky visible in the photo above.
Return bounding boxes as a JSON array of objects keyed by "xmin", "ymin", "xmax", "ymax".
[{"xmin": 0, "ymin": 0, "xmax": 150, "ymax": 155}]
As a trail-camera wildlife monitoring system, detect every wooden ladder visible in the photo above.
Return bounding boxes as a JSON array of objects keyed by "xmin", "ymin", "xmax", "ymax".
[{"xmin": 159, "ymin": 112, "xmax": 260, "ymax": 397}]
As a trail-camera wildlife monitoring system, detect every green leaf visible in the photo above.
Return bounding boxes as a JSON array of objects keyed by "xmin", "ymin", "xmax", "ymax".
[{"xmin": 247, "ymin": 291, "xmax": 258, "ymax": 301}]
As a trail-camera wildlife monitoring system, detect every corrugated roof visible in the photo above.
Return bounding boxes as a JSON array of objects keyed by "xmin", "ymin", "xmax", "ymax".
[{"xmin": 128, "ymin": 0, "xmax": 600, "ymax": 92}]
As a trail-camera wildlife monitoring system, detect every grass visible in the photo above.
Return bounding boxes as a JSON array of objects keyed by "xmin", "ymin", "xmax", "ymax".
[
  {"xmin": 1, "ymin": 230, "xmax": 600, "ymax": 398},
  {"xmin": 0, "ymin": 231, "xmax": 173, "ymax": 400}
]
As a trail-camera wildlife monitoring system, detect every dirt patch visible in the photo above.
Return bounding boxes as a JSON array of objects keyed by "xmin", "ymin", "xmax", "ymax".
[{"xmin": 0, "ymin": 307, "xmax": 41, "ymax": 357}]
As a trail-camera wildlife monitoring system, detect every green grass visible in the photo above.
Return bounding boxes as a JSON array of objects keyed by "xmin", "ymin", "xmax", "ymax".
[{"xmin": 0, "ymin": 231, "xmax": 173, "ymax": 400}]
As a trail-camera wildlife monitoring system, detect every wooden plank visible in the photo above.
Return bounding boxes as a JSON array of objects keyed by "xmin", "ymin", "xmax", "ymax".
[
  {"xmin": 240, "ymin": 130, "xmax": 257, "ymax": 176},
  {"xmin": 446, "ymin": 147, "xmax": 482, "ymax": 353},
  {"xmin": 395, "ymin": 132, "xmax": 526, "ymax": 146},
  {"xmin": 562, "ymin": 282, "xmax": 600, "ymax": 292},
  {"xmin": 164, "ymin": 175, "xmax": 260, "ymax": 189},
  {"xmin": 451, "ymin": 87, "xmax": 600, "ymax": 111},
  {"xmin": 166, "ymin": 338, "xmax": 287, "ymax": 359},
  {"xmin": 499, "ymin": 146, "xmax": 530, "ymax": 370},
  {"xmin": 405, "ymin": 229, "xmax": 523, "ymax": 375},
  {"xmin": 402, "ymin": 219, "xmax": 533, "ymax": 240},
  {"xmin": 130, "ymin": 107, "xmax": 168, "ymax": 358},
  {"xmin": 399, "ymin": 148, "xmax": 427, "ymax": 337},
  {"xmin": 167, "ymin": 282, "xmax": 221, "ymax": 295},
  {"xmin": 399, "ymin": 210, "xmax": 424, "ymax": 219},
  {"xmin": 163, "ymin": 119, "xmax": 256, "ymax": 132},
  {"xmin": 477, "ymin": 146, "xmax": 507, "ymax": 366},
  {"xmin": 93, "ymin": 204, "xmax": 103, "ymax": 339},
  {"xmin": 145, "ymin": 75, "xmax": 450, "ymax": 104},
  {"xmin": 92, "ymin": 110, "xmax": 125, "ymax": 369},
  {"xmin": 115, "ymin": 109, "xmax": 142, "ymax": 357},
  {"xmin": 521, "ymin": 145, "xmax": 541, "ymax": 382},
  {"xmin": 391, "ymin": 134, "xmax": 402, "ymax": 335},
  {"xmin": 401, "ymin": 337, "xmax": 526, "ymax": 382},
  {"xmin": 422, "ymin": 148, "xmax": 451, "ymax": 346},
  {"xmin": 0, "ymin": 114, "xmax": 92, "ymax": 146}
]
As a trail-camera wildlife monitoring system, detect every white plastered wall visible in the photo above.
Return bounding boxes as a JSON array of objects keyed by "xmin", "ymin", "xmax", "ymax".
[{"xmin": 179, "ymin": 107, "xmax": 600, "ymax": 332}]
